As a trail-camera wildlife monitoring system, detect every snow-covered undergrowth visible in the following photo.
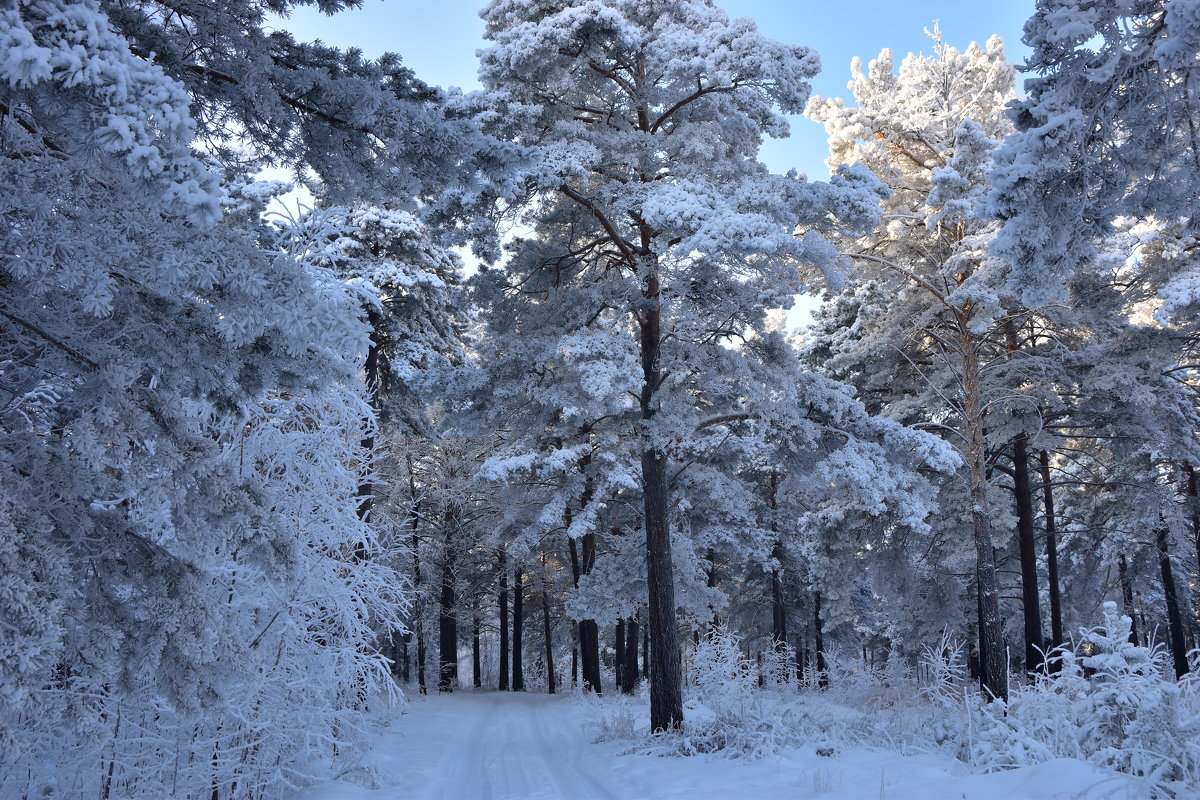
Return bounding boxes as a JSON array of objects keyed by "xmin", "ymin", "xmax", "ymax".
[{"xmin": 589, "ymin": 610, "xmax": 1200, "ymax": 797}]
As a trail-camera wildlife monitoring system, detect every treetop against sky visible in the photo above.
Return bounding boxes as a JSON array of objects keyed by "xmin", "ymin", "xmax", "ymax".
[{"xmin": 275, "ymin": 0, "xmax": 1033, "ymax": 180}]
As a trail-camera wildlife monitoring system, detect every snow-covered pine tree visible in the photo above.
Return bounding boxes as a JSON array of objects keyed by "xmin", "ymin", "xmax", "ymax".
[
  {"xmin": 991, "ymin": 0, "xmax": 1200, "ymax": 309},
  {"xmin": 0, "ymin": 1, "xmax": 500, "ymax": 794},
  {"xmin": 476, "ymin": 0, "xmax": 914, "ymax": 729},
  {"xmin": 991, "ymin": 0, "xmax": 1200, "ymax": 674},
  {"xmin": 805, "ymin": 32, "xmax": 1030, "ymax": 699}
]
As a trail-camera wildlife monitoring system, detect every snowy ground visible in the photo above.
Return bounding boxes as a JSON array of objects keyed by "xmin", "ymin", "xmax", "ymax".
[{"xmin": 301, "ymin": 692, "xmax": 1144, "ymax": 800}]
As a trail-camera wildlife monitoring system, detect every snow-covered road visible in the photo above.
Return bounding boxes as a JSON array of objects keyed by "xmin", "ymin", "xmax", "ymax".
[
  {"xmin": 432, "ymin": 694, "xmax": 615, "ymax": 800},
  {"xmin": 302, "ymin": 691, "xmax": 1140, "ymax": 800}
]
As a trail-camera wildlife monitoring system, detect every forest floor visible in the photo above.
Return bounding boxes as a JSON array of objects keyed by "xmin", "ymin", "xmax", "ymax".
[{"xmin": 301, "ymin": 691, "xmax": 1141, "ymax": 800}]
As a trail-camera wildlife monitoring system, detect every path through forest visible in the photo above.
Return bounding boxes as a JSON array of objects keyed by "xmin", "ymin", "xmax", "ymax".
[{"xmin": 302, "ymin": 691, "xmax": 1138, "ymax": 800}]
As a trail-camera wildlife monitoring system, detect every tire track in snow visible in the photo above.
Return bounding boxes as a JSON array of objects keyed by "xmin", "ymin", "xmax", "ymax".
[
  {"xmin": 528, "ymin": 697, "xmax": 618, "ymax": 800},
  {"xmin": 431, "ymin": 693, "xmax": 619, "ymax": 800}
]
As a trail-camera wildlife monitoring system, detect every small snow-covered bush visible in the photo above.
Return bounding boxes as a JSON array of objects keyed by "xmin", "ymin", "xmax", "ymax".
[
  {"xmin": 970, "ymin": 603, "xmax": 1199, "ymax": 793},
  {"xmin": 642, "ymin": 628, "xmax": 803, "ymax": 758},
  {"xmin": 919, "ymin": 631, "xmax": 967, "ymax": 708}
]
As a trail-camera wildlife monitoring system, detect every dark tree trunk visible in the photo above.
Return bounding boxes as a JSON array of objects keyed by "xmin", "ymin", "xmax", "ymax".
[
  {"xmin": 498, "ymin": 549, "xmax": 510, "ymax": 691},
  {"xmin": 472, "ymin": 618, "xmax": 482, "ymax": 689},
  {"xmin": 401, "ymin": 632, "xmax": 411, "ymax": 684},
  {"xmin": 614, "ymin": 619, "xmax": 626, "ymax": 690},
  {"xmin": 579, "ymin": 620, "xmax": 601, "ymax": 694},
  {"xmin": 705, "ymin": 548, "xmax": 721, "ymax": 631},
  {"xmin": 408, "ymin": 464, "xmax": 427, "ymax": 694},
  {"xmin": 541, "ymin": 552, "xmax": 556, "ymax": 694},
  {"xmin": 643, "ymin": 446, "xmax": 683, "ymax": 728},
  {"xmin": 513, "ymin": 567, "xmax": 525, "ymax": 691},
  {"xmin": 1157, "ymin": 523, "xmax": 1190, "ymax": 678},
  {"xmin": 438, "ymin": 546, "xmax": 458, "ymax": 692},
  {"xmin": 1039, "ymin": 450, "xmax": 1065, "ymax": 651},
  {"xmin": 622, "ymin": 615, "xmax": 640, "ymax": 694},
  {"xmin": 769, "ymin": 474, "xmax": 786, "ymax": 656},
  {"xmin": 356, "ymin": 306, "xmax": 385, "ymax": 528},
  {"xmin": 814, "ymin": 590, "xmax": 828, "ymax": 688},
  {"xmin": 642, "ymin": 623, "xmax": 649, "ymax": 679},
  {"xmin": 962, "ymin": 336, "xmax": 1007, "ymax": 702},
  {"xmin": 1118, "ymin": 554, "xmax": 1140, "ymax": 646},
  {"xmin": 1186, "ymin": 462, "xmax": 1200, "ymax": 591},
  {"xmin": 771, "ymin": 550, "xmax": 787, "ymax": 653},
  {"xmin": 1012, "ymin": 435, "xmax": 1044, "ymax": 675},
  {"xmin": 638, "ymin": 257, "xmax": 684, "ymax": 731},
  {"xmin": 568, "ymin": 512, "xmax": 604, "ymax": 695},
  {"xmin": 577, "ymin": 533, "xmax": 603, "ymax": 695},
  {"xmin": 571, "ymin": 631, "xmax": 578, "ymax": 687},
  {"xmin": 416, "ymin": 625, "xmax": 427, "ymax": 696},
  {"xmin": 975, "ymin": 580, "xmax": 987, "ymax": 690}
]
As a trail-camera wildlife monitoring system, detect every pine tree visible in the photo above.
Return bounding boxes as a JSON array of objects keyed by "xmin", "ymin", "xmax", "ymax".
[{"xmin": 476, "ymin": 0, "xmax": 886, "ymax": 730}]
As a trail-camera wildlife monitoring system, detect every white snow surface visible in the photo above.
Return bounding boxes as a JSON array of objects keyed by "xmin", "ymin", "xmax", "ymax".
[{"xmin": 301, "ymin": 692, "xmax": 1140, "ymax": 800}]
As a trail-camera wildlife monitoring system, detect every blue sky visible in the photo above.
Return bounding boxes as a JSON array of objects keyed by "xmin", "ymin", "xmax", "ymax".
[{"xmin": 276, "ymin": 0, "xmax": 1036, "ymax": 180}]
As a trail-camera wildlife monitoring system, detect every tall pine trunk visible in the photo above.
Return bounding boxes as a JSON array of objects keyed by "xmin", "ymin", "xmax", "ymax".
[
  {"xmin": 639, "ymin": 260, "xmax": 683, "ymax": 730},
  {"xmin": 513, "ymin": 567, "xmax": 525, "ymax": 691},
  {"xmin": 614, "ymin": 619, "xmax": 626, "ymax": 690},
  {"xmin": 622, "ymin": 614, "xmax": 640, "ymax": 694},
  {"xmin": 541, "ymin": 551, "xmax": 555, "ymax": 694},
  {"xmin": 1119, "ymin": 554, "xmax": 1140, "ymax": 646},
  {"xmin": 1156, "ymin": 523, "xmax": 1190, "ymax": 678},
  {"xmin": 769, "ymin": 473, "xmax": 787, "ymax": 659},
  {"xmin": 438, "ymin": 545, "xmax": 457, "ymax": 692},
  {"xmin": 498, "ymin": 549, "xmax": 509, "ymax": 691},
  {"xmin": 472, "ymin": 617, "xmax": 482, "ymax": 689},
  {"xmin": 567, "ymin": 508, "xmax": 603, "ymax": 695},
  {"xmin": 1187, "ymin": 463, "xmax": 1200, "ymax": 580},
  {"xmin": 1012, "ymin": 434, "xmax": 1044, "ymax": 675},
  {"xmin": 1039, "ymin": 450, "xmax": 1065, "ymax": 650},
  {"xmin": 814, "ymin": 590, "xmax": 828, "ymax": 689},
  {"xmin": 962, "ymin": 335, "xmax": 1007, "ymax": 702}
]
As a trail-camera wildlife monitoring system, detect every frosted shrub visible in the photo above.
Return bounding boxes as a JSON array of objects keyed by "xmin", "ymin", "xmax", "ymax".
[
  {"xmin": 649, "ymin": 628, "xmax": 799, "ymax": 758},
  {"xmin": 971, "ymin": 603, "xmax": 1199, "ymax": 791},
  {"xmin": 690, "ymin": 627, "xmax": 757, "ymax": 723},
  {"xmin": 824, "ymin": 645, "xmax": 914, "ymax": 711},
  {"xmin": 761, "ymin": 643, "xmax": 798, "ymax": 690},
  {"xmin": 1071, "ymin": 605, "xmax": 1197, "ymax": 786},
  {"xmin": 919, "ymin": 632, "xmax": 967, "ymax": 708}
]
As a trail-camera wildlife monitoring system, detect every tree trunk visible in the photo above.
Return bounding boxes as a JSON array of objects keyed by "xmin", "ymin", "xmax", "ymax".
[
  {"xmin": 472, "ymin": 617, "xmax": 482, "ymax": 689},
  {"xmin": 769, "ymin": 474, "xmax": 787, "ymax": 656},
  {"xmin": 498, "ymin": 549, "xmax": 509, "ymax": 691},
  {"xmin": 974, "ymin": 580, "xmax": 986, "ymax": 689},
  {"xmin": 356, "ymin": 306, "xmax": 385, "ymax": 527},
  {"xmin": 639, "ymin": 262, "xmax": 683, "ymax": 730},
  {"xmin": 568, "ymin": 512, "xmax": 604, "ymax": 695},
  {"xmin": 614, "ymin": 619, "xmax": 626, "ymax": 690},
  {"xmin": 401, "ymin": 632, "xmax": 411, "ymax": 684},
  {"xmin": 1012, "ymin": 434, "xmax": 1044, "ymax": 675},
  {"xmin": 622, "ymin": 614, "xmax": 640, "ymax": 694},
  {"xmin": 513, "ymin": 567, "xmax": 525, "ymax": 691},
  {"xmin": 416, "ymin": 623, "xmax": 427, "ymax": 696},
  {"xmin": 578, "ymin": 533, "xmax": 603, "ymax": 695},
  {"xmin": 1156, "ymin": 523, "xmax": 1190, "ymax": 678},
  {"xmin": 412, "ymin": 532, "xmax": 427, "ymax": 695},
  {"xmin": 541, "ymin": 552, "xmax": 555, "ymax": 694},
  {"xmin": 1039, "ymin": 450, "xmax": 1065, "ymax": 651},
  {"xmin": 643, "ymin": 623, "xmax": 649, "ymax": 679},
  {"xmin": 643, "ymin": 446, "xmax": 682, "ymax": 728},
  {"xmin": 814, "ymin": 590, "xmax": 828, "ymax": 689},
  {"xmin": 438, "ymin": 546, "xmax": 457, "ymax": 692},
  {"xmin": 962, "ymin": 336, "xmax": 1007, "ymax": 702},
  {"xmin": 1119, "ymin": 554, "xmax": 1140, "ymax": 646},
  {"xmin": 771, "ymin": 556, "xmax": 787, "ymax": 652}
]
